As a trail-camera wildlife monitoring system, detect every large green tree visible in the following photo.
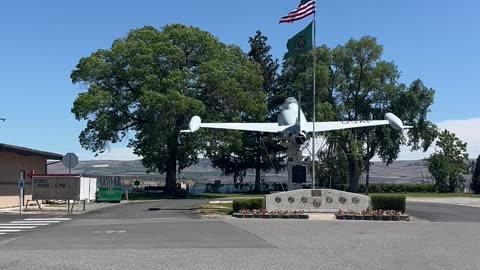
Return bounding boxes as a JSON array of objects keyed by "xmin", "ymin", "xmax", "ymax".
[
  {"xmin": 316, "ymin": 138, "xmax": 349, "ymax": 190},
  {"xmin": 426, "ymin": 130, "xmax": 469, "ymax": 193},
  {"xmin": 470, "ymin": 155, "xmax": 480, "ymax": 194},
  {"xmin": 207, "ymin": 31, "xmax": 285, "ymax": 192},
  {"xmin": 71, "ymin": 25, "xmax": 266, "ymax": 194},
  {"xmin": 279, "ymin": 37, "xmax": 437, "ymax": 192}
]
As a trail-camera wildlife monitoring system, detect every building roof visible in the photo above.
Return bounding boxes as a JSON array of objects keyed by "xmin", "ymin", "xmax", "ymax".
[{"xmin": 0, "ymin": 143, "xmax": 63, "ymax": 160}]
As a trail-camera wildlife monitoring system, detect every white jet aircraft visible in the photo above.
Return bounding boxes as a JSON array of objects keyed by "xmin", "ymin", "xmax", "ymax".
[{"xmin": 181, "ymin": 97, "xmax": 412, "ymax": 144}]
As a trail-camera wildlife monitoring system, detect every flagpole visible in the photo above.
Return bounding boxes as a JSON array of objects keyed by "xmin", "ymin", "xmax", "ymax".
[{"xmin": 312, "ymin": 7, "xmax": 317, "ymax": 189}]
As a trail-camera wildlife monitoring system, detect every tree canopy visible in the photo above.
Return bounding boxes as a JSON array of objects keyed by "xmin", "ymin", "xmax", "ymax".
[
  {"xmin": 206, "ymin": 30, "xmax": 285, "ymax": 192},
  {"xmin": 426, "ymin": 130, "xmax": 469, "ymax": 192},
  {"xmin": 71, "ymin": 24, "xmax": 266, "ymax": 194},
  {"xmin": 279, "ymin": 36, "xmax": 437, "ymax": 191},
  {"xmin": 470, "ymin": 155, "xmax": 480, "ymax": 194}
]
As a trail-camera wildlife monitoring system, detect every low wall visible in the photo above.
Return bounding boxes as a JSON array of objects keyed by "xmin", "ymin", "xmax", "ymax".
[{"xmin": 265, "ymin": 189, "xmax": 370, "ymax": 213}]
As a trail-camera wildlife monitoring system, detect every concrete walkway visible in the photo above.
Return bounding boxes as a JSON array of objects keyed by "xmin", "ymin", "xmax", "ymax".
[{"xmin": 0, "ymin": 201, "xmax": 127, "ymax": 215}]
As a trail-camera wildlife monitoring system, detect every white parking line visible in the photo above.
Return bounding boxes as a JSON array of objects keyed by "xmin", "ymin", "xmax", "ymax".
[
  {"xmin": 23, "ymin": 218, "xmax": 71, "ymax": 221},
  {"xmin": 0, "ymin": 226, "xmax": 36, "ymax": 229},
  {"xmin": 11, "ymin": 221, "xmax": 60, "ymax": 224},
  {"xmin": 0, "ymin": 217, "xmax": 71, "ymax": 236},
  {"xmin": 1, "ymin": 223, "xmax": 49, "ymax": 226}
]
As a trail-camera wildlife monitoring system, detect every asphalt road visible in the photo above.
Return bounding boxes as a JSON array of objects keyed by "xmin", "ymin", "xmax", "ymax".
[
  {"xmin": 1, "ymin": 199, "xmax": 480, "ymax": 269},
  {"xmin": 78, "ymin": 199, "xmax": 204, "ymax": 219},
  {"xmin": 407, "ymin": 201, "xmax": 480, "ymax": 222}
]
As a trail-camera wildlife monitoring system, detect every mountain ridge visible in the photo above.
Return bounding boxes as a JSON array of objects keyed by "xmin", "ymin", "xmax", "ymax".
[{"xmin": 48, "ymin": 158, "xmax": 435, "ymax": 184}]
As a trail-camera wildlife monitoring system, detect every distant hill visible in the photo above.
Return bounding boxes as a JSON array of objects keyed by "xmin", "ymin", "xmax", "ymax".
[{"xmin": 48, "ymin": 158, "xmax": 435, "ymax": 185}]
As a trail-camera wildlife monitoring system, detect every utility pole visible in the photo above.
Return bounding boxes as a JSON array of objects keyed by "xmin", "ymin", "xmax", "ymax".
[{"xmin": 365, "ymin": 113, "xmax": 373, "ymax": 195}]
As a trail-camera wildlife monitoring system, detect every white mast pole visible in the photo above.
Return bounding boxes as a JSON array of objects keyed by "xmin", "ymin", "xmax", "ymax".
[{"xmin": 312, "ymin": 3, "xmax": 317, "ymax": 189}]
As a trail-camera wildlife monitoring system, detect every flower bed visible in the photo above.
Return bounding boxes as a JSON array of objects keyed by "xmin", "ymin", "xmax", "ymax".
[
  {"xmin": 335, "ymin": 210, "xmax": 410, "ymax": 221},
  {"xmin": 232, "ymin": 209, "xmax": 309, "ymax": 219}
]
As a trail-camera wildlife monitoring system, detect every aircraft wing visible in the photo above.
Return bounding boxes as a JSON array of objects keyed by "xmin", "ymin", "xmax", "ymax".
[
  {"xmin": 304, "ymin": 113, "xmax": 412, "ymax": 133},
  {"xmin": 305, "ymin": 120, "xmax": 390, "ymax": 132},
  {"xmin": 180, "ymin": 116, "xmax": 288, "ymax": 133}
]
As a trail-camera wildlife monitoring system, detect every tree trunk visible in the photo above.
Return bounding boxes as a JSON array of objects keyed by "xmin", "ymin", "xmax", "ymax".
[
  {"xmin": 254, "ymin": 166, "xmax": 261, "ymax": 193},
  {"xmin": 165, "ymin": 134, "xmax": 178, "ymax": 195},
  {"xmin": 348, "ymin": 158, "xmax": 361, "ymax": 193}
]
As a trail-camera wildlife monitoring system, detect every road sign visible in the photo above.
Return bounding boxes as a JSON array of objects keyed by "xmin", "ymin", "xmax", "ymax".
[
  {"xmin": 18, "ymin": 178, "xmax": 25, "ymax": 189},
  {"xmin": 62, "ymin": 153, "xmax": 78, "ymax": 169}
]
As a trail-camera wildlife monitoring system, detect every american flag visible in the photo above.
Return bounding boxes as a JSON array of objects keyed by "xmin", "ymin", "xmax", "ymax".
[{"xmin": 279, "ymin": 0, "xmax": 316, "ymax": 24}]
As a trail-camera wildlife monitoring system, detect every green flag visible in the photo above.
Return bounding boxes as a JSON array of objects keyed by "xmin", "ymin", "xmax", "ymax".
[{"xmin": 285, "ymin": 22, "xmax": 313, "ymax": 59}]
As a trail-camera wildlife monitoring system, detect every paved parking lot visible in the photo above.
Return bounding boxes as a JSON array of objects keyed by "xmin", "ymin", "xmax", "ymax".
[{"xmin": 0, "ymin": 199, "xmax": 479, "ymax": 270}]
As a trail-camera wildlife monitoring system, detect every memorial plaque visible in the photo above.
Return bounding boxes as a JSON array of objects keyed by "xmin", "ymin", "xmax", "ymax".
[
  {"xmin": 352, "ymin": 197, "xmax": 360, "ymax": 204},
  {"xmin": 312, "ymin": 199, "xmax": 321, "ymax": 208},
  {"xmin": 265, "ymin": 189, "xmax": 370, "ymax": 213},
  {"xmin": 311, "ymin": 190, "xmax": 322, "ymax": 197}
]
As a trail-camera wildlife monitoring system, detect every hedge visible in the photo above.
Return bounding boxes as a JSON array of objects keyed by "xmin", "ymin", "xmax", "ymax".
[
  {"xmin": 370, "ymin": 195, "xmax": 406, "ymax": 212},
  {"xmin": 232, "ymin": 199, "xmax": 264, "ymax": 212},
  {"xmin": 359, "ymin": 183, "xmax": 436, "ymax": 193}
]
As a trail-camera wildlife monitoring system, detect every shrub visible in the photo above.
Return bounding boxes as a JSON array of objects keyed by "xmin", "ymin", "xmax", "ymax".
[
  {"xmin": 232, "ymin": 199, "xmax": 264, "ymax": 212},
  {"xmin": 359, "ymin": 183, "xmax": 436, "ymax": 193},
  {"xmin": 370, "ymin": 195, "xmax": 406, "ymax": 212}
]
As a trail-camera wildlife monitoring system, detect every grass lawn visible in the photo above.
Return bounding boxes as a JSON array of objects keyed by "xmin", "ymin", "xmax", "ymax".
[
  {"xmin": 198, "ymin": 203, "xmax": 233, "ymax": 217},
  {"xmin": 369, "ymin": 193, "xmax": 480, "ymax": 198}
]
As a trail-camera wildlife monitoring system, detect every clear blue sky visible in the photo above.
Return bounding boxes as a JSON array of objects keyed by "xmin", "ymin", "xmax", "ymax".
[{"xmin": 0, "ymin": 0, "xmax": 478, "ymax": 160}]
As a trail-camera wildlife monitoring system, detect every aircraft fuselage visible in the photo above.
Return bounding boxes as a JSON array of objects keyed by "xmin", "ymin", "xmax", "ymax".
[{"xmin": 277, "ymin": 97, "xmax": 308, "ymax": 145}]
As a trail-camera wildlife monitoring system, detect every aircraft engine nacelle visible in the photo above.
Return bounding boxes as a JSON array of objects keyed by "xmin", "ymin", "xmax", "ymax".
[
  {"xmin": 293, "ymin": 132, "xmax": 307, "ymax": 145},
  {"xmin": 188, "ymin": 116, "xmax": 201, "ymax": 132},
  {"xmin": 385, "ymin": 113, "xmax": 404, "ymax": 131}
]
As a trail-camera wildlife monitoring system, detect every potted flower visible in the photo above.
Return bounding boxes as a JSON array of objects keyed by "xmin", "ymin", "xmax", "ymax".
[
  {"xmin": 363, "ymin": 210, "xmax": 373, "ymax": 221},
  {"xmin": 391, "ymin": 211, "xmax": 401, "ymax": 221},
  {"xmin": 345, "ymin": 210, "xmax": 354, "ymax": 220},
  {"xmin": 335, "ymin": 210, "xmax": 345, "ymax": 220},
  {"xmin": 381, "ymin": 210, "xmax": 391, "ymax": 221},
  {"xmin": 372, "ymin": 210, "xmax": 382, "ymax": 221},
  {"xmin": 354, "ymin": 211, "xmax": 363, "ymax": 220},
  {"xmin": 280, "ymin": 210, "xmax": 290, "ymax": 219}
]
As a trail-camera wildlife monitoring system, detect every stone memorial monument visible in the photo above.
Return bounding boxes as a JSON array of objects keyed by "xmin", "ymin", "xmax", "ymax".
[{"xmin": 265, "ymin": 189, "xmax": 369, "ymax": 213}]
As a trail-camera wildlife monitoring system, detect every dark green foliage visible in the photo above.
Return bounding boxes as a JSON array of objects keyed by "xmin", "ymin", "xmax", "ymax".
[
  {"xmin": 232, "ymin": 199, "xmax": 265, "ymax": 212},
  {"xmin": 370, "ymin": 195, "xmax": 406, "ymax": 212},
  {"xmin": 279, "ymin": 37, "xmax": 437, "ymax": 192},
  {"xmin": 71, "ymin": 24, "xmax": 265, "ymax": 195},
  {"xmin": 208, "ymin": 31, "xmax": 284, "ymax": 192},
  {"xmin": 426, "ymin": 130, "xmax": 469, "ymax": 193},
  {"xmin": 359, "ymin": 183, "xmax": 436, "ymax": 193},
  {"xmin": 271, "ymin": 183, "xmax": 288, "ymax": 191},
  {"xmin": 316, "ymin": 138, "xmax": 349, "ymax": 189},
  {"xmin": 470, "ymin": 155, "xmax": 480, "ymax": 194}
]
